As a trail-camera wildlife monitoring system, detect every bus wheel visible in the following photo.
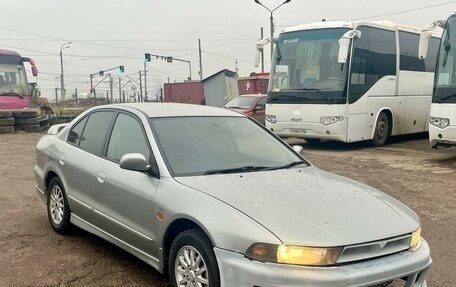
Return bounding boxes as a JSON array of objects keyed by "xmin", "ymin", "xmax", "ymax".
[
  {"xmin": 305, "ymin": 138, "xmax": 321, "ymax": 145},
  {"xmin": 371, "ymin": 112, "xmax": 389, "ymax": 147}
]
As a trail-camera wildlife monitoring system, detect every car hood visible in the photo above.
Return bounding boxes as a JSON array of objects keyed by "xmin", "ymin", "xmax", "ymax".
[{"xmin": 175, "ymin": 167, "xmax": 420, "ymax": 246}]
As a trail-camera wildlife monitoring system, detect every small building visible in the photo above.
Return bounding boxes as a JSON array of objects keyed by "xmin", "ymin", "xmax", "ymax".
[{"xmin": 202, "ymin": 69, "xmax": 238, "ymax": 107}]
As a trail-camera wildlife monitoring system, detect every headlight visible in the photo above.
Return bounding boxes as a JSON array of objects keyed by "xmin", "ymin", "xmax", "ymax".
[
  {"xmin": 266, "ymin": 114, "xmax": 277, "ymax": 124},
  {"xmin": 430, "ymin": 117, "xmax": 450, "ymax": 128},
  {"xmin": 410, "ymin": 228, "xmax": 421, "ymax": 251},
  {"xmin": 245, "ymin": 243, "xmax": 342, "ymax": 266},
  {"xmin": 320, "ymin": 116, "xmax": 344, "ymax": 126}
]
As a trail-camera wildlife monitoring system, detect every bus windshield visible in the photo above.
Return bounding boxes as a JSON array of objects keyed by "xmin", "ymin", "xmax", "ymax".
[
  {"xmin": 434, "ymin": 14, "xmax": 456, "ymax": 104},
  {"xmin": 268, "ymin": 28, "xmax": 350, "ymax": 104},
  {"xmin": 0, "ymin": 55, "xmax": 29, "ymax": 97}
]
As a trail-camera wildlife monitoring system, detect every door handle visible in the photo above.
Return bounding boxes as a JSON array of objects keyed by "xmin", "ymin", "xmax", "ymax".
[
  {"xmin": 96, "ymin": 171, "xmax": 107, "ymax": 183},
  {"xmin": 58, "ymin": 155, "xmax": 66, "ymax": 166}
]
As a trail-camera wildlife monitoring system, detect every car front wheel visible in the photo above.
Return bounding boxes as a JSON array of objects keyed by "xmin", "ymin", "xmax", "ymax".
[
  {"xmin": 169, "ymin": 229, "xmax": 220, "ymax": 287},
  {"xmin": 47, "ymin": 177, "xmax": 71, "ymax": 234}
]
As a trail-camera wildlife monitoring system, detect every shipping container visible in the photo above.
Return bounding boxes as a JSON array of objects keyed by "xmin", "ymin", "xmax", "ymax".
[
  {"xmin": 164, "ymin": 81, "xmax": 204, "ymax": 104},
  {"xmin": 238, "ymin": 76, "xmax": 269, "ymax": 95}
]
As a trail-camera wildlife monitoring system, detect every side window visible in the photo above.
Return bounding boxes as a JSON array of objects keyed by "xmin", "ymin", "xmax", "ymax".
[
  {"xmin": 79, "ymin": 111, "xmax": 116, "ymax": 155},
  {"xmin": 255, "ymin": 97, "xmax": 267, "ymax": 110},
  {"xmin": 399, "ymin": 31, "xmax": 425, "ymax": 71},
  {"xmin": 424, "ymin": 37, "xmax": 440, "ymax": 72},
  {"xmin": 107, "ymin": 113, "xmax": 151, "ymax": 162},
  {"xmin": 67, "ymin": 116, "xmax": 88, "ymax": 145},
  {"xmin": 350, "ymin": 27, "xmax": 396, "ymax": 104}
]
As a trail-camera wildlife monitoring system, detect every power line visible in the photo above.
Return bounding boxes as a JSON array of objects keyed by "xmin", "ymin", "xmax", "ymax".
[{"xmin": 355, "ymin": 1, "xmax": 456, "ymax": 20}]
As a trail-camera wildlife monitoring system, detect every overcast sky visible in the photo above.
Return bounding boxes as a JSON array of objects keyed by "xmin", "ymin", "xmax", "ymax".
[{"xmin": 1, "ymin": 0, "xmax": 455, "ymax": 99}]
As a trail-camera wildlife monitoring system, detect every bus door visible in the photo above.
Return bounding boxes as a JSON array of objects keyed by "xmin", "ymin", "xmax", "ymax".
[{"xmin": 348, "ymin": 27, "xmax": 398, "ymax": 141}]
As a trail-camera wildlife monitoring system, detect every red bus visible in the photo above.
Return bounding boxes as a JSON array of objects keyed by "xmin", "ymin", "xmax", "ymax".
[{"xmin": 0, "ymin": 49, "xmax": 38, "ymax": 109}]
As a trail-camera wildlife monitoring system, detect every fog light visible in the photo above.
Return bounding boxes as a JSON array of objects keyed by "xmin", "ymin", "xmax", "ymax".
[
  {"xmin": 430, "ymin": 117, "xmax": 450, "ymax": 128},
  {"xmin": 320, "ymin": 116, "xmax": 344, "ymax": 126},
  {"xmin": 266, "ymin": 114, "xmax": 277, "ymax": 124}
]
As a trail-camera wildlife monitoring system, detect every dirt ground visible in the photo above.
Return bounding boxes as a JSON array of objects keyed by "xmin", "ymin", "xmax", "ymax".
[{"xmin": 0, "ymin": 132, "xmax": 455, "ymax": 287}]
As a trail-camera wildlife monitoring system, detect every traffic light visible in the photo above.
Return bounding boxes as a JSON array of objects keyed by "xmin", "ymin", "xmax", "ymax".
[
  {"xmin": 119, "ymin": 65, "xmax": 124, "ymax": 73},
  {"xmin": 166, "ymin": 56, "xmax": 173, "ymax": 63},
  {"xmin": 145, "ymin": 53, "xmax": 151, "ymax": 62}
]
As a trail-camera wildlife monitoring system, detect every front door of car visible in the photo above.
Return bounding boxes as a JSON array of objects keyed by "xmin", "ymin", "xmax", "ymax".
[
  {"xmin": 63, "ymin": 111, "xmax": 116, "ymax": 223},
  {"xmin": 92, "ymin": 112, "xmax": 161, "ymax": 260},
  {"xmin": 252, "ymin": 97, "xmax": 266, "ymax": 124}
]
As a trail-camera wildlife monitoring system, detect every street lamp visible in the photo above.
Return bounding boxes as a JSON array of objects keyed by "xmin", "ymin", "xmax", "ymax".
[
  {"xmin": 59, "ymin": 41, "xmax": 72, "ymax": 100},
  {"xmin": 254, "ymin": 0, "xmax": 291, "ymax": 58}
]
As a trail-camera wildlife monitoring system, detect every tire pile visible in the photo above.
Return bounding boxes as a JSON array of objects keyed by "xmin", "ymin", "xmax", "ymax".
[{"xmin": 0, "ymin": 110, "xmax": 43, "ymax": 134}]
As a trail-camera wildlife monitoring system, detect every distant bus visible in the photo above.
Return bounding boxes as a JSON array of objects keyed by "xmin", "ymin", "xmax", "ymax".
[
  {"xmin": 420, "ymin": 15, "xmax": 456, "ymax": 148},
  {"xmin": 0, "ymin": 49, "xmax": 38, "ymax": 109},
  {"xmin": 259, "ymin": 20, "xmax": 441, "ymax": 146}
]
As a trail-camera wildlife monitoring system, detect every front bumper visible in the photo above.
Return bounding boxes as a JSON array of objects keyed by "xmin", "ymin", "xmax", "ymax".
[
  {"xmin": 429, "ymin": 125, "xmax": 456, "ymax": 148},
  {"xmin": 266, "ymin": 120, "xmax": 347, "ymax": 141},
  {"xmin": 215, "ymin": 238, "xmax": 431, "ymax": 287}
]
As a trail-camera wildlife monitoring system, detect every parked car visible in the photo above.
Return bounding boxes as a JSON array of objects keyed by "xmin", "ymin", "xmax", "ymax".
[
  {"xmin": 34, "ymin": 103, "xmax": 431, "ymax": 287},
  {"xmin": 224, "ymin": 94, "xmax": 266, "ymax": 124}
]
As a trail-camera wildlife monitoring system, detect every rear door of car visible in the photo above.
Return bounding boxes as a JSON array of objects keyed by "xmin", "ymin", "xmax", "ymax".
[{"xmin": 92, "ymin": 111, "xmax": 161, "ymax": 260}]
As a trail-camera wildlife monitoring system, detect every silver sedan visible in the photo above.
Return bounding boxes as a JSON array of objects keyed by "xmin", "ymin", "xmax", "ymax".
[{"xmin": 34, "ymin": 103, "xmax": 431, "ymax": 287}]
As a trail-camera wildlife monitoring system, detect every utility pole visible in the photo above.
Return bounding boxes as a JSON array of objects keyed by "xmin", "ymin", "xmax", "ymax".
[
  {"xmin": 75, "ymin": 88, "xmax": 78, "ymax": 104},
  {"xmin": 109, "ymin": 74, "xmax": 113, "ymax": 103},
  {"xmin": 254, "ymin": 0, "xmax": 292, "ymax": 58},
  {"xmin": 55, "ymin": 88, "xmax": 58, "ymax": 104},
  {"xmin": 118, "ymin": 77, "xmax": 121, "ymax": 103},
  {"xmin": 139, "ymin": 71, "xmax": 143, "ymax": 102},
  {"xmin": 59, "ymin": 41, "xmax": 71, "ymax": 100},
  {"xmin": 198, "ymin": 39, "xmax": 203, "ymax": 80},
  {"xmin": 144, "ymin": 62, "xmax": 147, "ymax": 101},
  {"xmin": 260, "ymin": 27, "xmax": 265, "ymax": 73}
]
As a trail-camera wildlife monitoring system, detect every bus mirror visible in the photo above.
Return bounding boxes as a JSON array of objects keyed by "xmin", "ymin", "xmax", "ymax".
[
  {"xmin": 418, "ymin": 32, "xmax": 431, "ymax": 59},
  {"xmin": 419, "ymin": 20, "xmax": 446, "ymax": 59},
  {"xmin": 31, "ymin": 66, "xmax": 38, "ymax": 77},
  {"xmin": 338, "ymin": 38, "xmax": 350, "ymax": 63},
  {"xmin": 254, "ymin": 47, "xmax": 262, "ymax": 68},
  {"xmin": 255, "ymin": 37, "xmax": 274, "ymax": 67},
  {"xmin": 338, "ymin": 30, "xmax": 361, "ymax": 64}
]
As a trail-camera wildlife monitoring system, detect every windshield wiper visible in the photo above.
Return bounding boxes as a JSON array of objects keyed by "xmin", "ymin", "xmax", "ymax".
[
  {"xmin": 265, "ymin": 161, "xmax": 308, "ymax": 171},
  {"xmin": 437, "ymin": 93, "xmax": 456, "ymax": 102},
  {"xmin": 270, "ymin": 94, "xmax": 309, "ymax": 101},
  {"xmin": 204, "ymin": 165, "xmax": 270, "ymax": 175},
  {"xmin": 286, "ymin": 88, "xmax": 337, "ymax": 102}
]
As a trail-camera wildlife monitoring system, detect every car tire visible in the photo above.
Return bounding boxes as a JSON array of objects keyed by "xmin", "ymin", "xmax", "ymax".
[
  {"xmin": 47, "ymin": 177, "xmax": 71, "ymax": 234},
  {"xmin": 371, "ymin": 112, "xmax": 389, "ymax": 147},
  {"xmin": 169, "ymin": 229, "xmax": 220, "ymax": 287}
]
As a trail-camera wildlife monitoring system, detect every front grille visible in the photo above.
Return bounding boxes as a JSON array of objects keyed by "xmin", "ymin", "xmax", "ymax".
[{"xmin": 338, "ymin": 234, "xmax": 411, "ymax": 263}]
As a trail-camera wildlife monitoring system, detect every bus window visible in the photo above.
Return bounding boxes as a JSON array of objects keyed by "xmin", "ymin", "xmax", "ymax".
[{"xmin": 349, "ymin": 27, "xmax": 396, "ymax": 104}]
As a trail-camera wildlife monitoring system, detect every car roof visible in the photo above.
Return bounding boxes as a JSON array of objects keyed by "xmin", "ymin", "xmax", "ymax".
[{"xmin": 108, "ymin": 102, "xmax": 245, "ymax": 118}]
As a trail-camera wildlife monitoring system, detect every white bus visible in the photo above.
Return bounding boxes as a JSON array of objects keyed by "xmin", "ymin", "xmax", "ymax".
[
  {"xmin": 420, "ymin": 15, "xmax": 456, "ymax": 149},
  {"xmin": 261, "ymin": 20, "xmax": 441, "ymax": 146}
]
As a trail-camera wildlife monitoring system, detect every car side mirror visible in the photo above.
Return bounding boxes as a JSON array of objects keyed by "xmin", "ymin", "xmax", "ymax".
[
  {"xmin": 119, "ymin": 153, "xmax": 150, "ymax": 172},
  {"xmin": 292, "ymin": 145, "xmax": 303, "ymax": 154},
  {"xmin": 255, "ymin": 105, "xmax": 265, "ymax": 111}
]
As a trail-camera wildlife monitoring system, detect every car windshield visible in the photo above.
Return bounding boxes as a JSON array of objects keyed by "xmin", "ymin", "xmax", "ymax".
[
  {"xmin": 150, "ymin": 116, "xmax": 307, "ymax": 176},
  {"xmin": 224, "ymin": 96, "xmax": 257, "ymax": 109}
]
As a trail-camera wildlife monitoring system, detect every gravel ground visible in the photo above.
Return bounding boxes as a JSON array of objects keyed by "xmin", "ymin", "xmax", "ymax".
[{"xmin": 0, "ymin": 132, "xmax": 455, "ymax": 286}]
